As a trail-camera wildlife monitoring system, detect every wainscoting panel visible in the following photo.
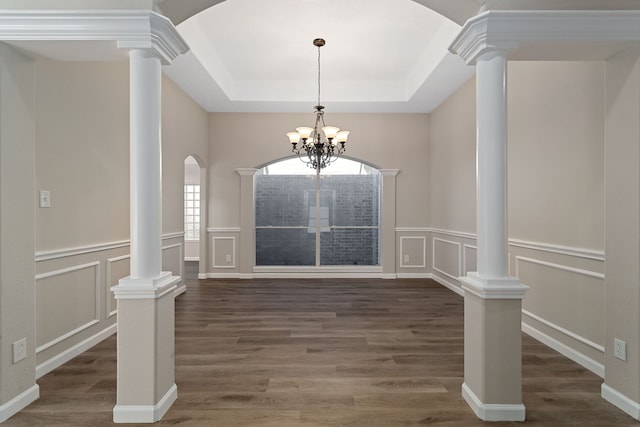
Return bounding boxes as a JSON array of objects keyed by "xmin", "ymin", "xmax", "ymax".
[
  {"xmin": 35, "ymin": 262, "xmax": 100, "ymax": 352},
  {"xmin": 400, "ymin": 236, "xmax": 426, "ymax": 268},
  {"xmin": 462, "ymin": 244, "xmax": 477, "ymax": 276},
  {"xmin": 34, "ymin": 233, "xmax": 185, "ymax": 377},
  {"xmin": 395, "ymin": 228, "xmax": 430, "ymax": 278},
  {"xmin": 432, "ymin": 238, "xmax": 461, "ymax": 282},
  {"xmin": 212, "ymin": 236, "xmax": 236, "ymax": 269},
  {"xmin": 429, "ymin": 228, "xmax": 605, "ymax": 376},
  {"xmin": 106, "ymin": 254, "xmax": 129, "ymax": 318}
]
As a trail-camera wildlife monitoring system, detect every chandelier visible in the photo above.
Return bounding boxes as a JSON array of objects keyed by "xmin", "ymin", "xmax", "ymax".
[{"xmin": 286, "ymin": 38, "xmax": 349, "ymax": 171}]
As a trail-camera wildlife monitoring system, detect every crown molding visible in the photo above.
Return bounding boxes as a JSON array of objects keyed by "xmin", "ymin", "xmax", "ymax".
[
  {"xmin": 450, "ymin": 10, "xmax": 640, "ymax": 65},
  {"xmin": 0, "ymin": 10, "xmax": 188, "ymax": 64}
]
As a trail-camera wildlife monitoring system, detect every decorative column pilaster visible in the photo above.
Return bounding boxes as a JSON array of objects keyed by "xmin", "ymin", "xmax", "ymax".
[
  {"xmin": 236, "ymin": 168, "xmax": 257, "ymax": 278},
  {"xmin": 380, "ymin": 169, "xmax": 400, "ymax": 279},
  {"xmin": 450, "ymin": 15, "xmax": 527, "ymax": 423},
  {"xmin": 110, "ymin": 12, "xmax": 188, "ymax": 424}
]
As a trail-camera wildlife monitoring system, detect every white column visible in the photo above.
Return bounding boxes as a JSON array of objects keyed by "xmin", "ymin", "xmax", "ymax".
[
  {"xmin": 459, "ymin": 49, "xmax": 527, "ymax": 422},
  {"xmin": 476, "ymin": 50, "xmax": 508, "ymax": 279},
  {"xmin": 129, "ymin": 49, "xmax": 162, "ymax": 280},
  {"xmin": 112, "ymin": 48, "xmax": 179, "ymax": 423}
]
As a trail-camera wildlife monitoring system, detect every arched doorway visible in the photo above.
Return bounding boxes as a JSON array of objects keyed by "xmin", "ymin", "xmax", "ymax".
[{"xmin": 184, "ymin": 155, "xmax": 207, "ymax": 279}]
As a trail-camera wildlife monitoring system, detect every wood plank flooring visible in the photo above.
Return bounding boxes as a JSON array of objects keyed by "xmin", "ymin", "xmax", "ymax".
[{"xmin": 5, "ymin": 265, "xmax": 639, "ymax": 426}]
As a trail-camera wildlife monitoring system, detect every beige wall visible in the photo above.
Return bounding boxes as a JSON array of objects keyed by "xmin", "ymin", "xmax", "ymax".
[
  {"xmin": 0, "ymin": 43, "xmax": 37, "ymax": 411},
  {"xmin": 208, "ymin": 112, "xmax": 430, "ymax": 228},
  {"xmin": 429, "ymin": 60, "xmax": 606, "ymax": 374},
  {"xmin": 430, "ymin": 77, "xmax": 476, "ymax": 234},
  {"xmin": 35, "ymin": 61, "xmax": 130, "ymax": 251},
  {"xmin": 32, "ymin": 60, "xmax": 208, "ymax": 374},
  {"xmin": 508, "ymin": 61, "xmax": 604, "ymax": 249},
  {"xmin": 208, "ymin": 112, "xmax": 430, "ymax": 276},
  {"xmin": 603, "ymin": 46, "xmax": 640, "ymax": 405}
]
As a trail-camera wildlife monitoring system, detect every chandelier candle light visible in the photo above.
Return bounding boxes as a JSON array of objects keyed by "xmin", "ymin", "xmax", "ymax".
[{"xmin": 286, "ymin": 38, "xmax": 349, "ymax": 171}]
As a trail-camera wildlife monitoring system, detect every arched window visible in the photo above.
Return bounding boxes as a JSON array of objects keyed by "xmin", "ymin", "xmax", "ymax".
[{"xmin": 255, "ymin": 157, "xmax": 381, "ymax": 266}]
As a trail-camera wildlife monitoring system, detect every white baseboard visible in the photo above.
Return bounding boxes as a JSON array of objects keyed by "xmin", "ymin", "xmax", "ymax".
[
  {"xmin": 431, "ymin": 273, "xmax": 465, "ymax": 296},
  {"xmin": 36, "ymin": 323, "xmax": 117, "ymax": 379},
  {"xmin": 521, "ymin": 322, "xmax": 604, "ymax": 378},
  {"xmin": 0, "ymin": 384, "xmax": 39, "ymax": 423},
  {"xmin": 184, "ymin": 257, "xmax": 199, "ymax": 262},
  {"xmin": 174, "ymin": 284, "xmax": 186, "ymax": 297},
  {"xmin": 462, "ymin": 382, "xmax": 526, "ymax": 422},
  {"xmin": 113, "ymin": 383, "xmax": 177, "ymax": 423},
  {"xmin": 602, "ymin": 383, "xmax": 640, "ymax": 420},
  {"xmin": 197, "ymin": 273, "xmax": 207, "ymax": 279},
  {"xmin": 396, "ymin": 273, "xmax": 430, "ymax": 279}
]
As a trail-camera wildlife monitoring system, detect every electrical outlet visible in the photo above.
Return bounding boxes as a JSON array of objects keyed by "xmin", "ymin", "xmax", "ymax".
[
  {"xmin": 13, "ymin": 338, "xmax": 26, "ymax": 364},
  {"xmin": 614, "ymin": 338, "xmax": 627, "ymax": 361},
  {"xmin": 403, "ymin": 254, "xmax": 410, "ymax": 263},
  {"xmin": 225, "ymin": 254, "xmax": 232, "ymax": 263}
]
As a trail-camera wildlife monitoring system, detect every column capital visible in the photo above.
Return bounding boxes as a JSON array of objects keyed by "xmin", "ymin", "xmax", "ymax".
[
  {"xmin": 449, "ymin": 11, "xmax": 518, "ymax": 65},
  {"xmin": 0, "ymin": 10, "xmax": 188, "ymax": 65},
  {"xmin": 236, "ymin": 168, "xmax": 258, "ymax": 176},
  {"xmin": 380, "ymin": 169, "xmax": 400, "ymax": 177}
]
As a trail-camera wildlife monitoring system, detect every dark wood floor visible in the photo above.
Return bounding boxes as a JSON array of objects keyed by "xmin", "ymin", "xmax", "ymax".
[{"xmin": 5, "ymin": 264, "xmax": 639, "ymax": 426}]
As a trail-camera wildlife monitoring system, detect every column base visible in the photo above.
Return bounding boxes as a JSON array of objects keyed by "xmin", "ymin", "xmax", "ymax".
[
  {"xmin": 112, "ymin": 272, "xmax": 178, "ymax": 424},
  {"xmin": 461, "ymin": 272, "xmax": 528, "ymax": 299},
  {"xmin": 461, "ymin": 272, "xmax": 527, "ymax": 422},
  {"xmin": 112, "ymin": 271, "xmax": 178, "ymax": 299},
  {"xmin": 113, "ymin": 383, "xmax": 177, "ymax": 423},
  {"xmin": 462, "ymin": 382, "xmax": 526, "ymax": 422}
]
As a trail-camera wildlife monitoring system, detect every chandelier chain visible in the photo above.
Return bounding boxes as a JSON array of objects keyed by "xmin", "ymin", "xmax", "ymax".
[{"xmin": 317, "ymin": 44, "xmax": 321, "ymax": 108}]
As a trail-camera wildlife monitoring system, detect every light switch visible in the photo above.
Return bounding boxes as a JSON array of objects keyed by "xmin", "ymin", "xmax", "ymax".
[{"xmin": 39, "ymin": 190, "xmax": 51, "ymax": 208}]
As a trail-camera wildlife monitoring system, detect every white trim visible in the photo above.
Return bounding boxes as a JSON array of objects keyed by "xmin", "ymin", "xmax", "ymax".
[
  {"xmin": 395, "ymin": 227, "xmax": 429, "ymax": 233},
  {"xmin": 207, "ymin": 227, "xmax": 241, "ymax": 233},
  {"xmin": 431, "ymin": 228, "xmax": 476, "ymax": 240},
  {"xmin": 522, "ymin": 322, "xmax": 604, "ymax": 378},
  {"xmin": 431, "ymin": 273, "xmax": 465, "ymax": 297},
  {"xmin": 379, "ymin": 169, "xmax": 400, "ymax": 176},
  {"xmin": 162, "ymin": 242, "xmax": 184, "ymax": 280},
  {"xmin": 522, "ymin": 309, "xmax": 604, "ymax": 353},
  {"xmin": 212, "ymin": 236, "xmax": 236, "ymax": 269},
  {"xmin": 35, "ymin": 233, "xmax": 185, "ymax": 262},
  {"xmin": 36, "ymin": 323, "xmax": 116, "ymax": 379},
  {"xmin": 602, "ymin": 383, "xmax": 640, "ymax": 421},
  {"xmin": 106, "ymin": 254, "xmax": 130, "ymax": 318},
  {"xmin": 0, "ymin": 10, "xmax": 188, "ymax": 64},
  {"xmin": 113, "ymin": 383, "xmax": 177, "ymax": 423},
  {"xmin": 235, "ymin": 168, "xmax": 258, "ymax": 176},
  {"xmin": 36, "ymin": 240, "xmax": 129, "ymax": 262},
  {"xmin": 0, "ymin": 384, "xmax": 39, "ymax": 423},
  {"xmin": 36, "ymin": 319, "xmax": 100, "ymax": 354},
  {"xmin": 184, "ymin": 256, "xmax": 199, "ymax": 262},
  {"xmin": 515, "ymin": 256, "xmax": 604, "ymax": 280},
  {"xmin": 400, "ymin": 236, "xmax": 427, "ymax": 268},
  {"xmin": 462, "ymin": 382, "xmax": 526, "ymax": 422},
  {"xmin": 432, "ymin": 237, "xmax": 461, "ymax": 279},
  {"xmin": 174, "ymin": 284, "xmax": 187, "ymax": 297},
  {"xmin": 396, "ymin": 273, "xmax": 430, "ymax": 279},
  {"xmin": 450, "ymin": 10, "xmax": 640, "ymax": 65},
  {"xmin": 197, "ymin": 273, "xmax": 208, "ymax": 280},
  {"xmin": 429, "ymin": 228, "xmax": 604, "ymax": 262},
  {"xmin": 381, "ymin": 273, "xmax": 397, "ymax": 279},
  {"xmin": 113, "ymin": 272, "xmax": 179, "ymax": 299},
  {"xmin": 35, "ymin": 261, "xmax": 101, "ymax": 353},
  {"xmin": 462, "ymin": 244, "xmax": 477, "ymax": 276},
  {"xmin": 461, "ymin": 273, "xmax": 527, "ymax": 299},
  {"xmin": 509, "ymin": 238, "xmax": 604, "ymax": 261},
  {"xmin": 162, "ymin": 232, "xmax": 185, "ymax": 240}
]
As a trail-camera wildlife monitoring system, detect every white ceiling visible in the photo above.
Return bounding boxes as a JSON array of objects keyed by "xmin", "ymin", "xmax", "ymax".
[{"xmin": 163, "ymin": 0, "xmax": 475, "ymax": 113}]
